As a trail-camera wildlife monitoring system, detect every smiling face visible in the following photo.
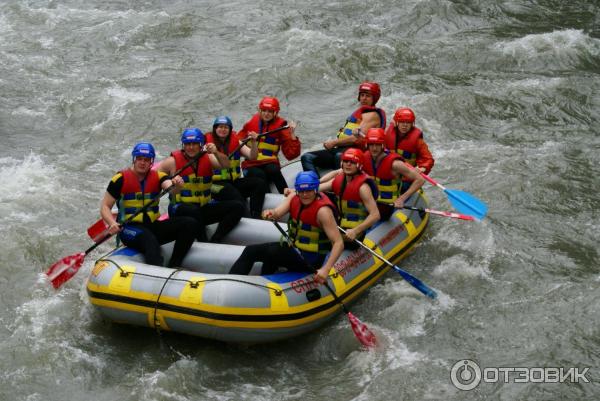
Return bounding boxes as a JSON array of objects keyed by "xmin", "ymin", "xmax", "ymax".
[{"xmin": 215, "ymin": 124, "xmax": 231, "ymax": 139}]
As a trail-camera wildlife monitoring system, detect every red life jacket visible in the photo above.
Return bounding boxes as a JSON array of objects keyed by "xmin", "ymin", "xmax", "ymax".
[
  {"xmin": 384, "ymin": 126, "xmax": 423, "ymax": 166},
  {"xmin": 240, "ymin": 113, "xmax": 287, "ymax": 168},
  {"xmin": 337, "ymin": 105, "xmax": 387, "ymax": 140},
  {"xmin": 171, "ymin": 149, "xmax": 213, "ymax": 206},
  {"xmin": 119, "ymin": 168, "xmax": 161, "ymax": 223},
  {"xmin": 331, "ymin": 172, "xmax": 378, "ymax": 229},
  {"xmin": 206, "ymin": 131, "xmax": 242, "ymax": 182},
  {"xmin": 363, "ymin": 151, "xmax": 403, "ymax": 204},
  {"xmin": 288, "ymin": 193, "xmax": 337, "ymax": 259}
]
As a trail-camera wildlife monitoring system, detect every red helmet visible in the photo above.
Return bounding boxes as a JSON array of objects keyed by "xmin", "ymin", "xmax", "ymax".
[
  {"xmin": 357, "ymin": 81, "xmax": 381, "ymax": 104},
  {"xmin": 341, "ymin": 148, "xmax": 364, "ymax": 169},
  {"xmin": 393, "ymin": 107, "xmax": 415, "ymax": 123},
  {"xmin": 365, "ymin": 128, "xmax": 385, "ymax": 144},
  {"xmin": 258, "ymin": 96, "xmax": 280, "ymax": 112}
]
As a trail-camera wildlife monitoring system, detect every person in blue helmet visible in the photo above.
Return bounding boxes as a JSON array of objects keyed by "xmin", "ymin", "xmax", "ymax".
[
  {"xmin": 158, "ymin": 128, "xmax": 245, "ymax": 243},
  {"xmin": 206, "ymin": 116, "xmax": 269, "ymax": 219},
  {"xmin": 100, "ymin": 142, "xmax": 199, "ymax": 267},
  {"xmin": 229, "ymin": 171, "xmax": 344, "ymax": 284}
]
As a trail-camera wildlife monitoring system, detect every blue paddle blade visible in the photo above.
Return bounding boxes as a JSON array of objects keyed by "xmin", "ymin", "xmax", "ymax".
[
  {"xmin": 445, "ymin": 189, "xmax": 488, "ymax": 220},
  {"xmin": 393, "ymin": 265, "xmax": 438, "ymax": 299}
]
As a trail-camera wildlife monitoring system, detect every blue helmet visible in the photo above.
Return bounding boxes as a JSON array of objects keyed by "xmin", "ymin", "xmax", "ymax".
[
  {"xmin": 294, "ymin": 171, "xmax": 320, "ymax": 192},
  {"xmin": 181, "ymin": 128, "xmax": 205, "ymax": 145},
  {"xmin": 131, "ymin": 142, "xmax": 155, "ymax": 162},
  {"xmin": 212, "ymin": 116, "xmax": 233, "ymax": 130}
]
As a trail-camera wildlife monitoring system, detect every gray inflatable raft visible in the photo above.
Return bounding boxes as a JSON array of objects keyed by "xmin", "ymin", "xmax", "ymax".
[{"xmin": 86, "ymin": 164, "xmax": 430, "ymax": 343}]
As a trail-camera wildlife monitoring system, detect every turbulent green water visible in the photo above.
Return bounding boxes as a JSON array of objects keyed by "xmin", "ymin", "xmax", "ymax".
[{"xmin": 1, "ymin": 1, "xmax": 599, "ymax": 400}]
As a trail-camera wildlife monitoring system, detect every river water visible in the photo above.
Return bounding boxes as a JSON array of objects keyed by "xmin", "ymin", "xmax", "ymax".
[{"xmin": 1, "ymin": 1, "xmax": 599, "ymax": 400}]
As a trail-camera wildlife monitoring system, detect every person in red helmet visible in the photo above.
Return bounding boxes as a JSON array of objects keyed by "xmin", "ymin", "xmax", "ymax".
[
  {"xmin": 319, "ymin": 148, "xmax": 380, "ymax": 249},
  {"xmin": 301, "ymin": 81, "xmax": 386, "ymax": 176},
  {"xmin": 237, "ymin": 96, "xmax": 300, "ymax": 194},
  {"xmin": 384, "ymin": 107, "xmax": 434, "ymax": 192},
  {"xmin": 362, "ymin": 128, "xmax": 425, "ymax": 220}
]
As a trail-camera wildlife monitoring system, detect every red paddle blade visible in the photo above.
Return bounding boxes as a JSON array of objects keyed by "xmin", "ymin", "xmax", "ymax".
[
  {"xmin": 87, "ymin": 219, "xmax": 108, "ymax": 242},
  {"xmin": 427, "ymin": 208, "xmax": 475, "ymax": 221},
  {"xmin": 46, "ymin": 252, "xmax": 85, "ymax": 289},
  {"xmin": 347, "ymin": 311, "xmax": 377, "ymax": 348}
]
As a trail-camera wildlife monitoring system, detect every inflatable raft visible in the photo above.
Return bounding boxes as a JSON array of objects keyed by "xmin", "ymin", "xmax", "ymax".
[{"xmin": 86, "ymin": 164, "xmax": 430, "ymax": 344}]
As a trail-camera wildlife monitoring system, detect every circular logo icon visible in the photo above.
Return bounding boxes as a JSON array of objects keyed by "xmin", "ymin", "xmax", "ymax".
[{"xmin": 450, "ymin": 359, "xmax": 481, "ymax": 391}]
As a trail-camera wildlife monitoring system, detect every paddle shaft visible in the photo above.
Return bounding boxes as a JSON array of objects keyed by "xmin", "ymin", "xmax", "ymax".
[
  {"xmin": 337, "ymin": 226, "xmax": 437, "ymax": 299},
  {"xmin": 376, "ymin": 201, "xmax": 475, "ymax": 221},
  {"xmin": 228, "ymin": 125, "xmax": 289, "ymax": 158},
  {"xmin": 401, "ymin": 161, "xmax": 446, "ymax": 188},
  {"xmin": 402, "ymin": 205, "xmax": 474, "ymax": 221},
  {"xmin": 402, "ymin": 162, "xmax": 487, "ymax": 220}
]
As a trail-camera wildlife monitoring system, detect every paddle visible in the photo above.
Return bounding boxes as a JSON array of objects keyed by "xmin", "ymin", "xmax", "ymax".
[
  {"xmin": 227, "ymin": 124, "xmax": 290, "ymax": 158},
  {"xmin": 337, "ymin": 226, "xmax": 437, "ymax": 299},
  {"xmin": 271, "ymin": 221, "xmax": 377, "ymax": 348},
  {"xmin": 85, "ymin": 150, "xmax": 208, "ymax": 243},
  {"xmin": 404, "ymin": 163, "xmax": 488, "ymax": 220},
  {"xmin": 402, "ymin": 205, "xmax": 474, "ymax": 221},
  {"xmin": 380, "ymin": 203, "xmax": 474, "ymax": 221},
  {"xmin": 46, "ymin": 151, "xmax": 205, "ymax": 289}
]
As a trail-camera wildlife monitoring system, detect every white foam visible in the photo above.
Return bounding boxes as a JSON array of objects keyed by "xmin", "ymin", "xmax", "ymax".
[
  {"xmin": 38, "ymin": 36, "xmax": 54, "ymax": 49},
  {"xmin": 106, "ymin": 86, "xmax": 150, "ymax": 103},
  {"xmin": 497, "ymin": 29, "xmax": 600, "ymax": 58},
  {"xmin": 342, "ymin": 328, "xmax": 424, "ymax": 398},
  {"xmin": 10, "ymin": 106, "xmax": 47, "ymax": 117},
  {"xmin": 0, "ymin": 153, "xmax": 57, "ymax": 205},
  {"xmin": 506, "ymin": 77, "xmax": 563, "ymax": 90},
  {"xmin": 433, "ymin": 253, "xmax": 490, "ymax": 279}
]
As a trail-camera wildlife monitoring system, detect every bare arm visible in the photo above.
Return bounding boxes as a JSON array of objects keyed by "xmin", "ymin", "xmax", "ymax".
[
  {"xmin": 357, "ymin": 111, "xmax": 381, "ymax": 133},
  {"xmin": 261, "ymin": 194, "xmax": 293, "ymax": 221},
  {"xmin": 206, "ymin": 143, "xmax": 229, "ymax": 169},
  {"xmin": 240, "ymin": 132, "xmax": 259, "ymax": 160},
  {"xmin": 100, "ymin": 192, "xmax": 120, "ymax": 235},
  {"xmin": 314, "ymin": 207, "xmax": 344, "ymax": 284},
  {"xmin": 157, "ymin": 156, "xmax": 176, "ymax": 175},
  {"xmin": 319, "ymin": 168, "xmax": 342, "ymax": 184},
  {"xmin": 392, "ymin": 161, "xmax": 425, "ymax": 208},
  {"xmin": 332, "ymin": 134, "xmax": 359, "ymax": 147},
  {"xmin": 318, "ymin": 178, "xmax": 334, "ymax": 193},
  {"xmin": 344, "ymin": 183, "xmax": 380, "ymax": 240}
]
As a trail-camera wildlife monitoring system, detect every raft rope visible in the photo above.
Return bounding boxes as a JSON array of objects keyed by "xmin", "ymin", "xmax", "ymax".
[
  {"xmin": 97, "ymin": 258, "xmax": 303, "ymax": 295},
  {"xmin": 153, "ymin": 268, "xmax": 181, "ymax": 333}
]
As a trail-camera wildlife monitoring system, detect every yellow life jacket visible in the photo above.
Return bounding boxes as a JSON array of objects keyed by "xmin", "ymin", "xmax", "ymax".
[{"xmin": 117, "ymin": 169, "xmax": 163, "ymax": 223}]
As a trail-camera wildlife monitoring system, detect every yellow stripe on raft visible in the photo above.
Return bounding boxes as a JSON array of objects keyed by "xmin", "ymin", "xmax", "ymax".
[
  {"xmin": 179, "ymin": 276, "xmax": 205, "ymax": 304},
  {"xmin": 267, "ymin": 283, "xmax": 288, "ymax": 311},
  {"xmin": 108, "ymin": 265, "xmax": 135, "ymax": 293},
  {"xmin": 87, "ymin": 204, "xmax": 429, "ymax": 331}
]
